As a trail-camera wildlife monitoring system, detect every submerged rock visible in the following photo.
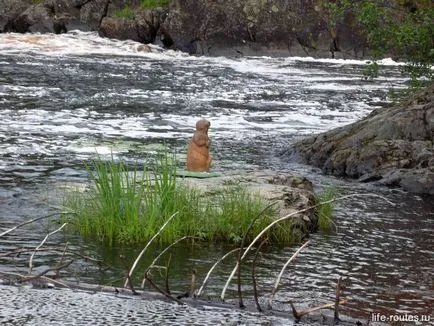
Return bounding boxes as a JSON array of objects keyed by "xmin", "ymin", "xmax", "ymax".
[{"xmin": 289, "ymin": 85, "xmax": 434, "ymax": 194}]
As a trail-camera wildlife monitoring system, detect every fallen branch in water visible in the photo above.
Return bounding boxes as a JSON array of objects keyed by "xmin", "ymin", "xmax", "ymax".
[
  {"xmin": 21, "ymin": 260, "xmax": 74, "ymax": 283},
  {"xmin": 0, "ymin": 212, "xmax": 67, "ymax": 238},
  {"xmin": 221, "ymin": 193, "xmax": 394, "ymax": 300},
  {"xmin": 334, "ymin": 276, "xmax": 343, "ymax": 321},
  {"xmin": 141, "ymin": 236, "xmax": 197, "ymax": 289},
  {"xmin": 165, "ymin": 254, "xmax": 172, "ymax": 294},
  {"xmin": 236, "ymin": 201, "xmax": 278, "ymax": 309},
  {"xmin": 252, "ymin": 238, "xmax": 268, "ymax": 312},
  {"xmin": 144, "ymin": 271, "xmax": 184, "ymax": 305},
  {"xmin": 290, "ymin": 299, "xmax": 350, "ymax": 321},
  {"xmin": 197, "ymin": 247, "xmax": 247, "ymax": 298},
  {"xmin": 0, "ymin": 270, "xmax": 70, "ymax": 288},
  {"xmin": 124, "ymin": 212, "xmax": 179, "ymax": 288},
  {"xmin": 267, "ymin": 240, "xmax": 310, "ymax": 310},
  {"xmin": 28, "ymin": 222, "xmax": 68, "ymax": 274}
]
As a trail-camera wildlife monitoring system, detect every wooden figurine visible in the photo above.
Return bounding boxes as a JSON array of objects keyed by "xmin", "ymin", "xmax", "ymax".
[{"xmin": 186, "ymin": 119, "xmax": 212, "ymax": 172}]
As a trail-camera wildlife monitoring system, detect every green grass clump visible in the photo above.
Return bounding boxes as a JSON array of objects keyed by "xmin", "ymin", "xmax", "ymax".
[
  {"xmin": 140, "ymin": 0, "xmax": 170, "ymax": 10},
  {"xmin": 61, "ymin": 152, "xmax": 295, "ymax": 246},
  {"xmin": 113, "ymin": 5, "xmax": 135, "ymax": 19},
  {"xmin": 315, "ymin": 187, "xmax": 337, "ymax": 231}
]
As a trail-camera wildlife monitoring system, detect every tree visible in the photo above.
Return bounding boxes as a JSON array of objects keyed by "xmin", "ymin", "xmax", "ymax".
[{"xmin": 356, "ymin": 0, "xmax": 433, "ymax": 86}]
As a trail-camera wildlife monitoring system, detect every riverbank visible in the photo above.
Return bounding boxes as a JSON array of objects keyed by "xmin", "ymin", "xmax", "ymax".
[
  {"xmin": 0, "ymin": 0, "xmax": 368, "ymax": 58},
  {"xmin": 289, "ymin": 84, "xmax": 434, "ymax": 195}
]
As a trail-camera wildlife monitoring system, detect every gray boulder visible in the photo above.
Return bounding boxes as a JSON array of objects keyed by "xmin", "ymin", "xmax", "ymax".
[{"xmin": 289, "ymin": 84, "xmax": 434, "ymax": 194}]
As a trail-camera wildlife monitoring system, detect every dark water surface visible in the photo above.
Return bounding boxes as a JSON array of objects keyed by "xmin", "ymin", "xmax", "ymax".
[{"xmin": 0, "ymin": 32, "xmax": 432, "ymax": 325}]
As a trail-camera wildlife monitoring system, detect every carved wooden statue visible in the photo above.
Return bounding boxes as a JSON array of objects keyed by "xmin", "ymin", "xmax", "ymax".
[{"xmin": 186, "ymin": 119, "xmax": 212, "ymax": 172}]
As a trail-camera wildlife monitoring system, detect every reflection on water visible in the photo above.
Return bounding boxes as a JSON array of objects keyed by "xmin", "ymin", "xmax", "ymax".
[{"xmin": 0, "ymin": 32, "xmax": 432, "ymax": 324}]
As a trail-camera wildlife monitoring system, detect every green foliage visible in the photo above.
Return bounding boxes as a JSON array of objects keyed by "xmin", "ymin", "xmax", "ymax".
[
  {"xmin": 140, "ymin": 0, "xmax": 170, "ymax": 10},
  {"xmin": 32, "ymin": 0, "xmax": 44, "ymax": 4},
  {"xmin": 315, "ymin": 187, "xmax": 337, "ymax": 231},
  {"xmin": 320, "ymin": 0, "xmax": 351, "ymax": 36},
  {"xmin": 357, "ymin": 0, "xmax": 434, "ymax": 85},
  {"xmin": 113, "ymin": 5, "xmax": 135, "ymax": 19},
  {"xmin": 61, "ymin": 152, "xmax": 294, "ymax": 246}
]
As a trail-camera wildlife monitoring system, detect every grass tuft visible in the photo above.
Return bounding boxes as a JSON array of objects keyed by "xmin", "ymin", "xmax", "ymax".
[
  {"xmin": 113, "ymin": 5, "xmax": 135, "ymax": 19},
  {"xmin": 140, "ymin": 0, "xmax": 170, "ymax": 10},
  {"xmin": 61, "ymin": 151, "xmax": 296, "ymax": 246},
  {"xmin": 315, "ymin": 186, "xmax": 337, "ymax": 231}
]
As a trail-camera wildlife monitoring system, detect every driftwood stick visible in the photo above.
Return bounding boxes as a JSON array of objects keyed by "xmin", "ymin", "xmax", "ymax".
[
  {"xmin": 252, "ymin": 238, "xmax": 268, "ymax": 312},
  {"xmin": 28, "ymin": 223, "xmax": 68, "ymax": 274},
  {"xmin": 1, "ymin": 247, "xmax": 104, "ymax": 265},
  {"xmin": 22, "ymin": 260, "xmax": 74, "ymax": 282},
  {"xmin": 141, "ymin": 236, "xmax": 196, "ymax": 289},
  {"xmin": 296, "ymin": 299, "xmax": 350, "ymax": 319},
  {"xmin": 221, "ymin": 193, "xmax": 394, "ymax": 300},
  {"xmin": 334, "ymin": 276, "xmax": 343, "ymax": 321},
  {"xmin": 197, "ymin": 247, "xmax": 246, "ymax": 298},
  {"xmin": 124, "ymin": 212, "xmax": 179, "ymax": 288},
  {"xmin": 0, "ymin": 212, "xmax": 66, "ymax": 238},
  {"xmin": 144, "ymin": 272, "xmax": 184, "ymax": 305},
  {"xmin": 56, "ymin": 242, "xmax": 69, "ymax": 279},
  {"xmin": 236, "ymin": 201, "xmax": 278, "ymax": 309},
  {"xmin": 190, "ymin": 269, "xmax": 197, "ymax": 298},
  {"xmin": 0, "ymin": 271, "xmax": 70, "ymax": 288},
  {"xmin": 267, "ymin": 240, "xmax": 310, "ymax": 310},
  {"xmin": 165, "ymin": 254, "xmax": 172, "ymax": 294}
]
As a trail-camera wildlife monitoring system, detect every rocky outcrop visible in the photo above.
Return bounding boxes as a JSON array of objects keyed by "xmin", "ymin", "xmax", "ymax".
[
  {"xmin": 179, "ymin": 171, "xmax": 318, "ymax": 236},
  {"xmin": 99, "ymin": 9, "xmax": 167, "ymax": 44},
  {"xmin": 1, "ymin": 0, "xmax": 368, "ymax": 58},
  {"xmin": 289, "ymin": 84, "xmax": 434, "ymax": 195},
  {"xmin": 161, "ymin": 0, "xmax": 367, "ymax": 57}
]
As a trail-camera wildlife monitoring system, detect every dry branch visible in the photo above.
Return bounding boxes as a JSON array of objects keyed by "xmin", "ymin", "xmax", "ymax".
[
  {"xmin": 144, "ymin": 272, "xmax": 184, "ymax": 305},
  {"xmin": 221, "ymin": 193, "xmax": 394, "ymax": 300},
  {"xmin": 236, "ymin": 201, "xmax": 278, "ymax": 309},
  {"xmin": 267, "ymin": 240, "xmax": 310, "ymax": 310},
  {"xmin": 0, "ymin": 212, "xmax": 66, "ymax": 238},
  {"xmin": 28, "ymin": 222, "xmax": 68, "ymax": 274},
  {"xmin": 124, "ymin": 212, "xmax": 179, "ymax": 288},
  {"xmin": 252, "ymin": 238, "xmax": 268, "ymax": 312},
  {"xmin": 196, "ymin": 247, "xmax": 246, "ymax": 298},
  {"xmin": 141, "ymin": 236, "xmax": 197, "ymax": 289}
]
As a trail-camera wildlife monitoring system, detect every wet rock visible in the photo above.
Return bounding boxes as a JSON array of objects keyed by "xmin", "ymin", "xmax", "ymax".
[
  {"xmin": 160, "ymin": 0, "xmax": 367, "ymax": 57},
  {"xmin": 99, "ymin": 9, "xmax": 167, "ymax": 44},
  {"xmin": 179, "ymin": 171, "xmax": 318, "ymax": 233},
  {"xmin": 289, "ymin": 84, "xmax": 434, "ymax": 195}
]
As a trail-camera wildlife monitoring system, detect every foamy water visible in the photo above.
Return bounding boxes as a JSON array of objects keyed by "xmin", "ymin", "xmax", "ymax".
[
  {"xmin": 0, "ymin": 31, "xmax": 408, "ymax": 176},
  {"xmin": 2, "ymin": 32, "xmax": 432, "ymax": 325}
]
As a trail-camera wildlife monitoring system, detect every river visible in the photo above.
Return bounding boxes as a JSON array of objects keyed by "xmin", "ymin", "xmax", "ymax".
[{"xmin": 0, "ymin": 31, "xmax": 432, "ymax": 325}]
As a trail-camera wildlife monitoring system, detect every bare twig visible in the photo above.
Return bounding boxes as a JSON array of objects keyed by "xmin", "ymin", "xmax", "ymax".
[
  {"xmin": 56, "ymin": 242, "xmax": 69, "ymax": 279},
  {"xmin": 165, "ymin": 254, "xmax": 172, "ymax": 294},
  {"xmin": 0, "ymin": 271, "xmax": 70, "ymax": 288},
  {"xmin": 22, "ymin": 260, "xmax": 74, "ymax": 282},
  {"xmin": 141, "ymin": 236, "xmax": 197, "ymax": 289},
  {"xmin": 124, "ymin": 212, "xmax": 179, "ymax": 288},
  {"xmin": 1, "ymin": 247, "xmax": 105, "ymax": 266},
  {"xmin": 197, "ymin": 247, "xmax": 246, "ymax": 298},
  {"xmin": 293, "ymin": 299, "xmax": 350, "ymax": 320},
  {"xmin": 252, "ymin": 238, "xmax": 268, "ymax": 312},
  {"xmin": 268, "ymin": 240, "xmax": 310, "ymax": 310},
  {"xmin": 190, "ymin": 269, "xmax": 197, "ymax": 298},
  {"xmin": 144, "ymin": 272, "xmax": 184, "ymax": 305},
  {"xmin": 0, "ymin": 212, "xmax": 66, "ymax": 237},
  {"xmin": 334, "ymin": 276, "xmax": 343, "ymax": 321},
  {"xmin": 28, "ymin": 223, "xmax": 68, "ymax": 274},
  {"xmin": 236, "ymin": 201, "xmax": 278, "ymax": 308},
  {"xmin": 221, "ymin": 193, "xmax": 394, "ymax": 300}
]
